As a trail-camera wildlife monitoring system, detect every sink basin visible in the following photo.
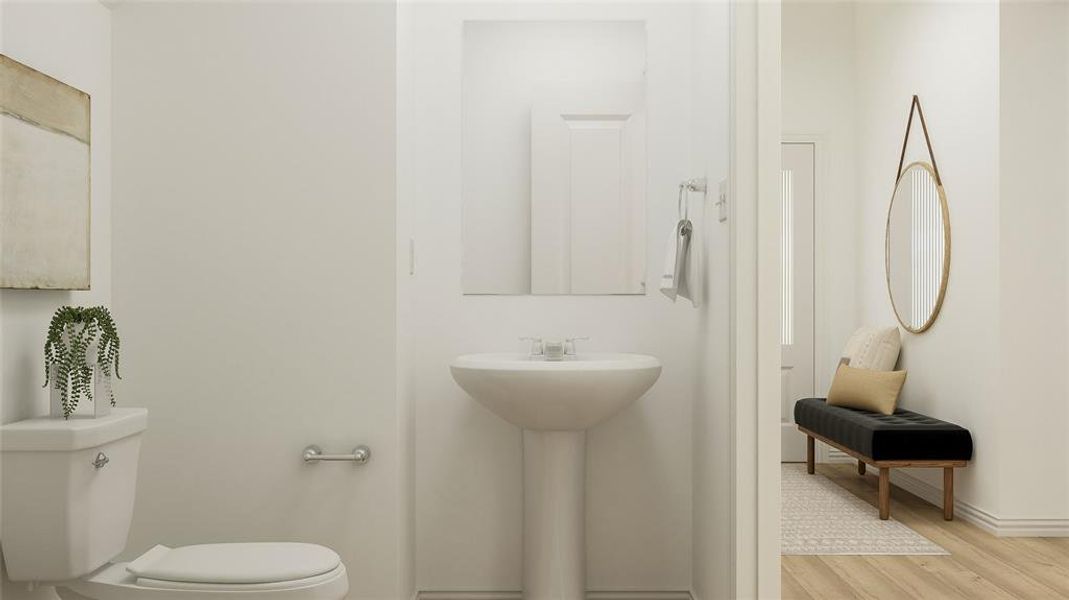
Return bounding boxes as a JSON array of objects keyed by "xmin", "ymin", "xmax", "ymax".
[
  {"xmin": 450, "ymin": 352, "xmax": 661, "ymax": 430},
  {"xmin": 450, "ymin": 351, "xmax": 661, "ymax": 600}
]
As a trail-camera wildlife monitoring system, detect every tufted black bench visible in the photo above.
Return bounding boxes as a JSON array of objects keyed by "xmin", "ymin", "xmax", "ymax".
[{"xmin": 794, "ymin": 398, "xmax": 973, "ymax": 521}]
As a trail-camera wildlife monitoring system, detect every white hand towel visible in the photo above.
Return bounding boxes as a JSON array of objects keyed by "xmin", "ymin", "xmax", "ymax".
[
  {"xmin": 679, "ymin": 220, "xmax": 705, "ymax": 305},
  {"xmin": 661, "ymin": 219, "xmax": 701, "ymax": 307},
  {"xmin": 659, "ymin": 224, "xmax": 681, "ymax": 301}
]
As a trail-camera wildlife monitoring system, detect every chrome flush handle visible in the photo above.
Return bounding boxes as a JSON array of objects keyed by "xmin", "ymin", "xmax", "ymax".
[{"xmin": 91, "ymin": 452, "xmax": 109, "ymax": 469}]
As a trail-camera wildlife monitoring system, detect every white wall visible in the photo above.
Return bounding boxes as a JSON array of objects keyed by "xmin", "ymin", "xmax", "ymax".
[
  {"xmin": 0, "ymin": 1, "xmax": 112, "ymax": 596},
  {"xmin": 462, "ymin": 21, "xmax": 647, "ymax": 295},
  {"xmin": 996, "ymin": 0, "xmax": 1069, "ymax": 523},
  {"xmin": 855, "ymin": 1, "xmax": 1004, "ymax": 523},
  {"xmin": 0, "ymin": 1, "xmax": 112, "ymax": 425},
  {"xmin": 111, "ymin": 4, "xmax": 408, "ymax": 598},
  {"xmin": 689, "ymin": 2, "xmax": 731, "ymax": 598},
  {"xmin": 401, "ymin": 2, "xmax": 725, "ymax": 592}
]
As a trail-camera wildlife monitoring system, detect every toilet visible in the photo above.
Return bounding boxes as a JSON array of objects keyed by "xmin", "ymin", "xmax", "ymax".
[{"xmin": 0, "ymin": 408, "xmax": 348, "ymax": 599}]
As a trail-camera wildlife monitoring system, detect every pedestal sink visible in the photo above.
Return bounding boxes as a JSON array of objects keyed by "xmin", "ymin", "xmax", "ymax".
[{"xmin": 450, "ymin": 353, "xmax": 662, "ymax": 600}]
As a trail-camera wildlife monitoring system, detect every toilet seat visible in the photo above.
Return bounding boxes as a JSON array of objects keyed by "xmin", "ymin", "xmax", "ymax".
[
  {"xmin": 56, "ymin": 542, "xmax": 348, "ymax": 600},
  {"xmin": 128, "ymin": 542, "xmax": 340, "ymax": 585}
]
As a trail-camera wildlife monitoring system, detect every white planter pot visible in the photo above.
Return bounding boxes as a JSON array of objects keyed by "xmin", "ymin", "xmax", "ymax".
[{"xmin": 48, "ymin": 325, "xmax": 114, "ymax": 419}]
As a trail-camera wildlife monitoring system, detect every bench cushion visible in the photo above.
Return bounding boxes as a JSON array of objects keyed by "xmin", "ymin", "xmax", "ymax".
[{"xmin": 794, "ymin": 398, "xmax": 973, "ymax": 461}]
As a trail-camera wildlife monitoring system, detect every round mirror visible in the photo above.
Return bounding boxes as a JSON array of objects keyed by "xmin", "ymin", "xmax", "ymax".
[{"xmin": 885, "ymin": 161, "xmax": 950, "ymax": 333}]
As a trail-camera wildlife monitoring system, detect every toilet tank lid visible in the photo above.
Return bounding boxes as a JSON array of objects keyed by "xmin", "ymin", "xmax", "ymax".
[
  {"xmin": 127, "ymin": 543, "xmax": 342, "ymax": 585},
  {"xmin": 0, "ymin": 408, "xmax": 147, "ymax": 451}
]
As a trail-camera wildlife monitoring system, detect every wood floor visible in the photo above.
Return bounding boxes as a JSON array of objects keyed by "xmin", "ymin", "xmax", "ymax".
[{"xmin": 783, "ymin": 463, "xmax": 1069, "ymax": 600}]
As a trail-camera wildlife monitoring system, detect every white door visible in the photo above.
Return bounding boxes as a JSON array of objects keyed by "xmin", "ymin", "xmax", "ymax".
[
  {"xmin": 781, "ymin": 142, "xmax": 816, "ymax": 462},
  {"xmin": 530, "ymin": 84, "xmax": 646, "ymax": 295}
]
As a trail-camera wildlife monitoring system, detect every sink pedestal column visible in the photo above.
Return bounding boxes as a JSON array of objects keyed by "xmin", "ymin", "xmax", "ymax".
[{"xmin": 522, "ymin": 429, "xmax": 585, "ymax": 600}]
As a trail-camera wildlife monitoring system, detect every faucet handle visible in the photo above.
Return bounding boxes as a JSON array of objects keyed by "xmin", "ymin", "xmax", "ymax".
[
  {"xmin": 564, "ymin": 337, "xmax": 589, "ymax": 356},
  {"xmin": 519, "ymin": 337, "xmax": 544, "ymax": 356}
]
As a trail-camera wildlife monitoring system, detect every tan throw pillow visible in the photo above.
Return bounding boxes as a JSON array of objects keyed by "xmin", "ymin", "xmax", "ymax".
[
  {"xmin": 826, "ymin": 364, "xmax": 907, "ymax": 416},
  {"xmin": 842, "ymin": 326, "xmax": 902, "ymax": 371}
]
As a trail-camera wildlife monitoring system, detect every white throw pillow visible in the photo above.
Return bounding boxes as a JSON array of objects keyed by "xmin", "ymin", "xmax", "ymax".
[{"xmin": 842, "ymin": 326, "xmax": 901, "ymax": 371}]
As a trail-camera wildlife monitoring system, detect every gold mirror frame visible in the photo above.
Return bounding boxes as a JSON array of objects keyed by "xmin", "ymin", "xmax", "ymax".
[
  {"xmin": 884, "ymin": 95, "xmax": 951, "ymax": 334},
  {"xmin": 885, "ymin": 161, "xmax": 951, "ymax": 333}
]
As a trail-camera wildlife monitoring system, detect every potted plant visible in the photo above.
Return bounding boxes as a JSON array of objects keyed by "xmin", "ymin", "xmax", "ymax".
[{"xmin": 43, "ymin": 306, "xmax": 121, "ymax": 419}]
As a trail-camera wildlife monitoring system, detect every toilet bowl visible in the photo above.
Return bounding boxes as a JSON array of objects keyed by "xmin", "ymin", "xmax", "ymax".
[{"xmin": 0, "ymin": 409, "xmax": 348, "ymax": 600}]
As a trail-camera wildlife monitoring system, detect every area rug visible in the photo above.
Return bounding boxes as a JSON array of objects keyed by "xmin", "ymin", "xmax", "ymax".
[{"xmin": 781, "ymin": 464, "xmax": 948, "ymax": 555}]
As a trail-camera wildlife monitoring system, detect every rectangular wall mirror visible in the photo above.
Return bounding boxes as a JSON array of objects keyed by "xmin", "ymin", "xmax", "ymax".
[{"xmin": 461, "ymin": 21, "xmax": 648, "ymax": 295}]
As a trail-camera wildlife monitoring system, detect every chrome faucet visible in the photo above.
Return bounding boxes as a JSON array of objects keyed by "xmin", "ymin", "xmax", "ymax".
[
  {"xmin": 520, "ymin": 337, "xmax": 544, "ymax": 357},
  {"xmin": 520, "ymin": 337, "xmax": 589, "ymax": 361},
  {"xmin": 563, "ymin": 337, "xmax": 588, "ymax": 357}
]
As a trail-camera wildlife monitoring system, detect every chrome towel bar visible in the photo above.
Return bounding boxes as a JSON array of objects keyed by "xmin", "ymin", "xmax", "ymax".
[{"xmin": 302, "ymin": 444, "xmax": 371, "ymax": 465}]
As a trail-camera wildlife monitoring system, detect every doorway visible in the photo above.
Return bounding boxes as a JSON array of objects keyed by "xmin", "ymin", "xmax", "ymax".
[{"xmin": 780, "ymin": 142, "xmax": 816, "ymax": 462}]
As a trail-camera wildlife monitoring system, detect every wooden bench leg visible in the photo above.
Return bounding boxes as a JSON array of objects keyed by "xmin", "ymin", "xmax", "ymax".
[
  {"xmin": 806, "ymin": 435, "xmax": 815, "ymax": 474},
  {"xmin": 944, "ymin": 467, "xmax": 954, "ymax": 521},
  {"xmin": 858, "ymin": 460, "xmax": 866, "ymax": 476},
  {"xmin": 878, "ymin": 467, "xmax": 891, "ymax": 520}
]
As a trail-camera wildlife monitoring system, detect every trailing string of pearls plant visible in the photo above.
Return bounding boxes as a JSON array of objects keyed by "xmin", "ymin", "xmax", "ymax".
[{"xmin": 43, "ymin": 306, "xmax": 121, "ymax": 419}]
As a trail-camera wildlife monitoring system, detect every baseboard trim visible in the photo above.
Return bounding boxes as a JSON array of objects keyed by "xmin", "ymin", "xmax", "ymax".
[
  {"xmin": 890, "ymin": 470, "xmax": 1069, "ymax": 537},
  {"xmin": 417, "ymin": 592, "xmax": 693, "ymax": 600}
]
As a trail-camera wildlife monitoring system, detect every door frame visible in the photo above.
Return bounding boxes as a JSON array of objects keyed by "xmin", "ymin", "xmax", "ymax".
[{"xmin": 729, "ymin": 0, "xmax": 781, "ymax": 598}]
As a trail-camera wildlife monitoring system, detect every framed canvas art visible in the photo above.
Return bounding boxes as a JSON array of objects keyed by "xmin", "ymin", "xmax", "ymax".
[{"xmin": 1, "ymin": 54, "xmax": 91, "ymax": 289}]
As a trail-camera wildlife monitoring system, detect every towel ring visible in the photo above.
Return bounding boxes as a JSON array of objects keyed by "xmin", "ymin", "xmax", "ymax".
[{"xmin": 678, "ymin": 178, "xmax": 708, "ymax": 221}]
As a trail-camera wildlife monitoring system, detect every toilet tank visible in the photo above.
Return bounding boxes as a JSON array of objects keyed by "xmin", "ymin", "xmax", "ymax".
[{"xmin": 1, "ymin": 408, "xmax": 147, "ymax": 582}]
